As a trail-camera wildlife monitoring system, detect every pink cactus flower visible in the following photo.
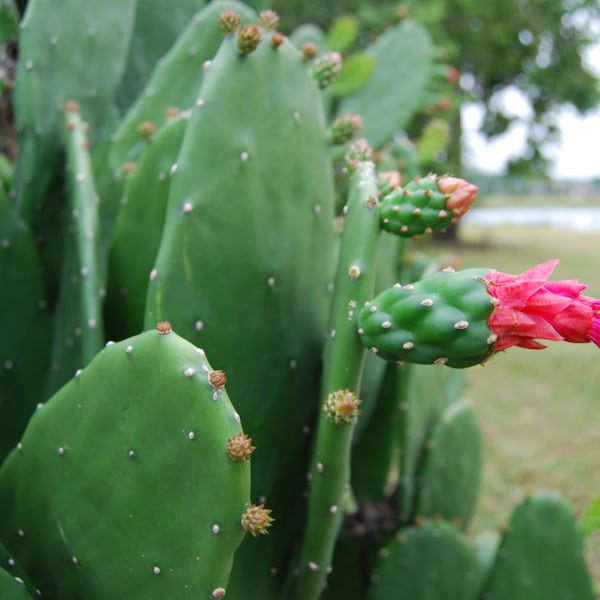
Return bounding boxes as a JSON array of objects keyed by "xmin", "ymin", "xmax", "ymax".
[
  {"xmin": 437, "ymin": 176, "xmax": 478, "ymax": 218},
  {"xmin": 486, "ymin": 259, "xmax": 600, "ymax": 352}
]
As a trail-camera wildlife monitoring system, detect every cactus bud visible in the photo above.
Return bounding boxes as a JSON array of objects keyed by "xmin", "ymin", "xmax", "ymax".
[
  {"xmin": 446, "ymin": 66, "xmax": 460, "ymax": 85},
  {"xmin": 344, "ymin": 138, "xmax": 373, "ymax": 171},
  {"xmin": 241, "ymin": 504, "xmax": 274, "ymax": 536},
  {"xmin": 271, "ymin": 31, "xmax": 284, "ymax": 48},
  {"xmin": 437, "ymin": 176, "xmax": 478, "ymax": 218},
  {"xmin": 378, "ymin": 171, "xmax": 402, "ymax": 197},
  {"xmin": 64, "ymin": 100, "xmax": 80, "ymax": 113},
  {"xmin": 328, "ymin": 113, "xmax": 363, "ymax": 145},
  {"xmin": 164, "ymin": 106, "xmax": 182, "ymax": 120},
  {"xmin": 300, "ymin": 41, "xmax": 319, "ymax": 61},
  {"xmin": 121, "ymin": 162, "xmax": 137, "ymax": 176},
  {"xmin": 208, "ymin": 369, "xmax": 227, "ymax": 389},
  {"xmin": 237, "ymin": 24, "xmax": 262, "ymax": 56},
  {"xmin": 258, "ymin": 9, "xmax": 280, "ymax": 31},
  {"xmin": 137, "ymin": 120, "xmax": 156, "ymax": 140},
  {"xmin": 218, "ymin": 9, "xmax": 240, "ymax": 35},
  {"xmin": 156, "ymin": 321, "xmax": 173, "ymax": 334},
  {"xmin": 323, "ymin": 389, "xmax": 361, "ymax": 425},
  {"xmin": 396, "ymin": 4, "xmax": 410, "ymax": 19},
  {"xmin": 226, "ymin": 433, "xmax": 256, "ymax": 462},
  {"xmin": 311, "ymin": 52, "xmax": 343, "ymax": 89}
]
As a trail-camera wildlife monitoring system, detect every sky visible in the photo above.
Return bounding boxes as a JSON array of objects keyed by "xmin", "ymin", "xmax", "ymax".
[{"xmin": 461, "ymin": 43, "xmax": 600, "ymax": 180}]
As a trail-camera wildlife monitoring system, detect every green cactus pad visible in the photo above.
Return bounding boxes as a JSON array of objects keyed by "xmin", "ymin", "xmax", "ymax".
[
  {"xmin": 115, "ymin": 0, "xmax": 208, "ymax": 111},
  {"xmin": 0, "ymin": 186, "xmax": 51, "ymax": 461},
  {"xmin": 0, "ymin": 541, "xmax": 38, "ymax": 598},
  {"xmin": 337, "ymin": 20, "xmax": 435, "ymax": 149},
  {"xmin": 0, "ymin": 567, "xmax": 34, "ymax": 599},
  {"xmin": 100, "ymin": 1, "xmax": 257, "ymax": 240},
  {"xmin": 144, "ymin": 30, "xmax": 337, "ymax": 597},
  {"xmin": 106, "ymin": 113, "xmax": 188, "ymax": 339},
  {"xmin": 358, "ymin": 267, "xmax": 496, "ymax": 368},
  {"xmin": 479, "ymin": 492, "xmax": 594, "ymax": 600},
  {"xmin": 379, "ymin": 175, "xmax": 454, "ymax": 238},
  {"xmin": 368, "ymin": 520, "xmax": 483, "ymax": 600},
  {"xmin": 0, "ymin": 327, "xmax": 250, "ymax": 599},
  {"xmin": 414, "ymin": 400, "xmax": 483, "ymax": 529},
  {"xmin": 397, "ymin": 364, "xmax": 465, "ymax": 522},
  {"xmin": 43, "ymin": 107, "xmax": 104, "ymax": 398},
  {"xmin": 13, "ymin": 0, "xmax": 136, "ymax": 225}
]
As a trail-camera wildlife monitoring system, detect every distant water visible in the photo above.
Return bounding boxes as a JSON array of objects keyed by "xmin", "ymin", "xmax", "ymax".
[{"xmin": 462, "ymin": 207, "xmax": 600, "ymax": 232}]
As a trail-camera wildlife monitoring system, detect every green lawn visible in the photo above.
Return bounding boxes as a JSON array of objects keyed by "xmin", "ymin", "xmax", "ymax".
[{"xmin": 437, "ymin": 224, "xmax": 600, "ymax": 588}]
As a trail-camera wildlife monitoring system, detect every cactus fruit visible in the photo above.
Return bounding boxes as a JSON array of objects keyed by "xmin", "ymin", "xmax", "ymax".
[
  {"xmin": 0, "ymin": 325, "xmax": 251, "ymax": 599},
  {"xmin": 359, "ymin": 259, "xmax": 600, "ymax": 368},
  {"xmin": 414, "ymin": 400, "xmax": 483, "ymax": 529},
  {"xmin": 479, "ymin": 493, "xmax": 594, "ymax": 599},
  {"xmin": 367, "ymin": 520, "xmax": 483, "ymax": 599},
  {"xmin": 379, "ymin": 174, "xmax": 477, "ymax": 238},
  {"xmin": 358, "ymin": 267, "xmax": 495, "ymax": 368}
]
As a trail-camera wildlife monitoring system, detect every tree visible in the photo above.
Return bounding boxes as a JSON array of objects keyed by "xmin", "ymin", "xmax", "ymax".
[{"xmin": 273, "ymin": 0, "xmax": 600, "ymax": 175}]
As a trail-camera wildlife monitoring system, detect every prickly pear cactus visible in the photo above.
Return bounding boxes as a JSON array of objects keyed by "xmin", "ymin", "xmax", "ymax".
[
  {"xmin": 358, "ymin": 267, "xmax": 496, "ymax": 367},
  {"xmin": 0, "ymin": 567, "xmax": 34, "ymax": 600},
  {"xmin": 414, "ymin": 400, "xmax": 483, "ymax": 529},
  {"xmin": 336, "ymin": 20, "xmax": 435, "ymax": 148},
  {"xmin": 144, "ymin": 27, "xmax": 337, "ymax": 597},
  {"xmin": 43, "ymin": 105, "xmax": 104, "ymax": 397},
  {"xmin": 368, "ymin": 520, "xmax": 483, "ymax": 599},
  {"xmin": 0, "ymin": 325, "xmax": 251, "ymax": 599},
  {"xmin": 12, "ymin": 0, "xmax": 137, "ymax": 225},
  {"xmin": 105, "ymin": 113, "xmax": 188, "ymax": 339},
  {"xmin": 479, "ymin": 493, "xmax": 594, "ymax": 600},
  {"xmin": 0, "ymin": 184, "xmax": 50, "ymax": 461}
]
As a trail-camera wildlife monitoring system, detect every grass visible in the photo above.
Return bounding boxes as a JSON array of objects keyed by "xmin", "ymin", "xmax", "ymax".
[{"xmin": 440, "ymin": 224, "xmax": 600, "ymax": 589}]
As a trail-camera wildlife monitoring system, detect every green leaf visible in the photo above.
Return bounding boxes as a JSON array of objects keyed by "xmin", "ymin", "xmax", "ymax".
[
  {"xmin": 329, "ymin": 52, "xmax": 376, "ymax": 97},
  {"xmin": 582, "ymin": 496, "xmax": 600, "ymax": 535},
  {"xmin": 326, "ymin": 14, "xmax": 359, "ymax": 53}
]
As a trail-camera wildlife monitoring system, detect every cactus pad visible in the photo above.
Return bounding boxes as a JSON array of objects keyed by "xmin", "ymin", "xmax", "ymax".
[
  {"xmin": 0, "ymin": 327, "xmax": 250, "ymax": 599},
  {"xmin": 414, "ymin": 400, "xmax": 483, "ymax": 529},
  {"xmin": 480, "ymin": 492, "xmax": 594, "ymax": 600},
  {"xmin": 368, "ymin": 520, "xmax": 483, "ymax": 599}
]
